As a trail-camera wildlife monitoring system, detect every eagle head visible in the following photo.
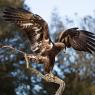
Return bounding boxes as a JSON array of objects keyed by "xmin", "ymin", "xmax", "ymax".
[{"xmin": 54, "ymin": 42, "xmax": 65, "ymax": 54}]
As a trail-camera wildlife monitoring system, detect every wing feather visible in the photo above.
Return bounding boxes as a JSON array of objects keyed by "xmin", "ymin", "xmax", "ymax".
[
  {"xmin": 57, "ymin": 27, "xmax": 95, "ymax": 53},
  {"xmin": 2, "ymin": 7, "xmax": 51, "ymax": 54}
]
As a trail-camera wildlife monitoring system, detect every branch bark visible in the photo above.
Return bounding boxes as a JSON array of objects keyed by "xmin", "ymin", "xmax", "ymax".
[{"xmin": 0, "ymin": 45, "xmax": 65, "ymax": 95}]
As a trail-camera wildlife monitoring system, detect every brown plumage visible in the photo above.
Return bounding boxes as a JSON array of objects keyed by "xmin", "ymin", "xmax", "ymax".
[
  {"xmin": 57, "ymin": 27, "xmax": 95, "ymax": 54},
  {"xmin": 2, "ymin": 7, "xmax": 95, "ymax": 73}
]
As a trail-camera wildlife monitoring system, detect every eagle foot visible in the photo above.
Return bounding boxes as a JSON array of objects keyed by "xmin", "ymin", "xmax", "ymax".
[
  {"xmin": 44, "ymin": 72, "xmax": 55, "ymax": 82},
  {"xmin": 44, "ymin": 72, "xmax": 65, "ymax": 95}
]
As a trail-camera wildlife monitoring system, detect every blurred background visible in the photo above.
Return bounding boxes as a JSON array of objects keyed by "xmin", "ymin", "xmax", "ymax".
[{"xmin": 0, "ymin": 0, "xmax": 95, "ymax": 95}]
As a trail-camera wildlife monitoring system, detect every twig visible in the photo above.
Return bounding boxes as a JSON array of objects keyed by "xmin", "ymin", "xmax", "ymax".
[
  {"xmin": 0, "ymin": 45, "xmax": 65, "ymax": 95},
  {"xmin": 24, "ymin": 53, "xmax": 29, "ymax": 68}
]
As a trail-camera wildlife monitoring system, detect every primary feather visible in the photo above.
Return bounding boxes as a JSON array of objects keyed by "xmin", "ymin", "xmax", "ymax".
[
  {"xmin": 57, "ymin": 28, "xmax": 95, "ymax": 53},
  {"xmin": 3, "ymin": 7, "xmax": 51, "ymax": 54}
]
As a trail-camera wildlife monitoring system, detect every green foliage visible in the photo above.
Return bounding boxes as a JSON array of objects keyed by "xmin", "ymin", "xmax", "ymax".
[
  {"xmin": 0, "ymin": 0, "xmax": 25, "ymax": 38},
  {"xmin": 0, "ymin": 1, "xmax": 27, "ymax": 95}
]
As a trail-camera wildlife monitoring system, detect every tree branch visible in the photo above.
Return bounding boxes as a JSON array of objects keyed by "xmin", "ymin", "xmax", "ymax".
[{"xmin": 0, "ymin": 45, "xmax": 65, "ymax": 95}]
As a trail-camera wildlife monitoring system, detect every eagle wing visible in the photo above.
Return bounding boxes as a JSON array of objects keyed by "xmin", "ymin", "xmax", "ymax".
[
  {"xmin": 57, "ymin": 27, "xmax": 95, "ymax": 53},
  {"xmin": 2, "ymin": 7, "xmax": 51, "ymax": 54}
]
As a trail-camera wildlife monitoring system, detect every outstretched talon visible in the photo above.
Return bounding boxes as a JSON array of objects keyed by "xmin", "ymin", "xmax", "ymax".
[{"xmin": 44, "ymin": 72, "xmax": 55, "ymax": 82}]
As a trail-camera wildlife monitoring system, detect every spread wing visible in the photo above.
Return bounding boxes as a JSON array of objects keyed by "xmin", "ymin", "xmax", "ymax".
[
  {"xmin": 57, "ymin": 27, "xmax": 95, "ymax": 53},
  {"xmin": 2, "ymin": 7, "xmax": 51, "ymax": 54}
]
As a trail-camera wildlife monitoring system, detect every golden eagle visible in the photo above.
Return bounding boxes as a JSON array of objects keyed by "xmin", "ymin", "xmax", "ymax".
[{"xmin": 2, "ymin": 7, "xmax": 95, "ymax": 73}]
